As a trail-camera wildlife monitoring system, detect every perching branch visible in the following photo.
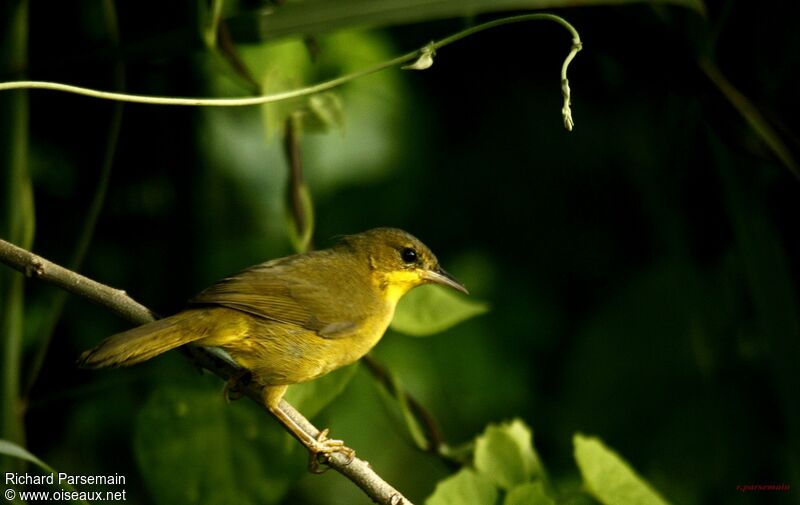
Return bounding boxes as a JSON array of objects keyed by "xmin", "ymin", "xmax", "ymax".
[
  {"xmin": 0, "ymin": 13, "xmax": 582, "ymax": 130},
  {"xmin": 0, "ymin": 238, "xmax": 413, "ymax": 505}
]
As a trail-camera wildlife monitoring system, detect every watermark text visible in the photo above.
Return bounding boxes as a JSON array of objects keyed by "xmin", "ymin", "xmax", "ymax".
[
  {"xmin": 4, "ymin": 472, "xmax": 127, "ymax": 502},
  {"xmin": 736, "ymin": 483, "xmax": 790, "ymax": 492}
]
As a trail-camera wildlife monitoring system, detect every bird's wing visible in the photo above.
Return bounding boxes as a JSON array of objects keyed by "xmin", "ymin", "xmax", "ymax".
[{"xmin": 188, "ymin": 256, "xmax": 368, "ymax": 339}]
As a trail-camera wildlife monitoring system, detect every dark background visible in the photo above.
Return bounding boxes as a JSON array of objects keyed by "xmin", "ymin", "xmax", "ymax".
[{"xmin": 1, "ymin": 0, "xmax": 798, "ymax": 504}]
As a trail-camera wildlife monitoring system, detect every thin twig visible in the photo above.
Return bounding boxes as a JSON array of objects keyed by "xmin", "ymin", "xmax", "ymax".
[
  {"xmin": 0, "ymin": 13, "xmax": 582, "ymax": 130},
  {"xmin": 283, "ymin": 113, "xmax": 315, "ymax": 252},
  {"xmin": 422, "ymin": 13, "xmax": 582, "ymax": 131},
  {"xmin": 362, "ymin": 357, "xmax": 444, "ymax": 452},
  {"xmin": 698, "ymin": 57, "xmax": 799, "ymax": 179},
  {"xmin": 0, "ymin": 238, "xmax": 413, "ymax": 505}
]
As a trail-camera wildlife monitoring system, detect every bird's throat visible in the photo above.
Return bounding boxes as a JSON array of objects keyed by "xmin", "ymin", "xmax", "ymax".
[{"xmin": 375, "ymin": 270, "xmax": 421, "ymax": 306}]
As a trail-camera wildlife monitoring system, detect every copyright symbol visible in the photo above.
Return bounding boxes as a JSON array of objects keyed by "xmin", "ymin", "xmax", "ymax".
[{"xmin": 4, "ymin": 489, "xmax": 15, "ymax": 501}]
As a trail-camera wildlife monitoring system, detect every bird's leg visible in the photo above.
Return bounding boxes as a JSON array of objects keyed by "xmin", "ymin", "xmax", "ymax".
[
  {"xmin": 263, "ymin": 385, "xmax": 355, "ymax": 473},
  {"xmin": 223, "ymin": 369, "xmax": 252, "ymax": 402}
]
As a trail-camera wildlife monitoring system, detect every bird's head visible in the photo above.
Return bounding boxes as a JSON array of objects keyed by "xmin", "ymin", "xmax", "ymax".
[{"xmin": 340, "ymin": 228, "xmax": 468, "ymax": 304}]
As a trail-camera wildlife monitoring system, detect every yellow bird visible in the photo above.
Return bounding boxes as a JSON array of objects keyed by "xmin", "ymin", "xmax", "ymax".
[{"xmin": 78, "ymin": 228, "xmax": 467, "ymax": 468}]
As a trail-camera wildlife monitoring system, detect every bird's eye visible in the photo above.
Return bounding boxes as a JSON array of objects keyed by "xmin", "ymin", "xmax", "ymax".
[{"xmin": 400, "ymin": 247, "xmax": 418, "ymax": 264}]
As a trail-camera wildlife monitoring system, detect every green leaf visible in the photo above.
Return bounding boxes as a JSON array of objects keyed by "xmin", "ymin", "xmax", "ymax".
[
  {"xmin": 426, "ymin": 468, "xmax": 498, "ymax": 505},
  {"xmin": 217, "ymin": 30, "xmax": 408, "ymax": 198},
  {"xmin": 238, "ymin": 39, "xmax": 314, "ymax": 140},
  {"xmin": 226, "ymin": 0, "xmax": 705, "ymax": 43},
  {"xmin": 0, "ymin": 439, "xmax": 85, "ymax": 499},
  {"xmin": 306, "ymin": 92, "xmax": 345, "ymax": 133},
  {"xmin": 299, "ymin": 30, "xmax": 409, "ymax": 195},
  {"xmin": 402, "ymin": 46, "xmax": 435, "ymax": 70},
  {"xmin": 391, "ymin": 284, "xmax": 488, "ymax": 337},
  {"xmin": 474, "ymin": 419, "xmax": 541, "ymax": 489},
  {"xmin": 573, "ymin": 434, "xmax": 673, "ymax": 505},
  {"xmin": 236, "ymin": 30, "xmax": 408, "ymax": 194},
  {"xmin": 504, "ymin": 482, "xmax": 555, "ymax": 505},
  {"xmin": 134, "ymin": 381, "xmax": 304, "ymax": 505},
  {"xmin": 284, "ymin": 363, "xmax": 358, "ymax": 419},
  {"xmin": 0, "ymin": 438, "xmax": 54, "ymax": 474}
]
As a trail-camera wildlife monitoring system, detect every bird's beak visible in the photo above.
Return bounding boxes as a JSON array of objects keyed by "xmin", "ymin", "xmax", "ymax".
[{"xmin": 422, "ymin": 267, "xmax": 469, "ymax": 294}]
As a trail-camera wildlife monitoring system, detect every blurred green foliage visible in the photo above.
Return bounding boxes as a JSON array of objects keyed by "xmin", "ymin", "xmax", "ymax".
[
  {"xmin": 134, "ymin": 377, "xmax": 305, "ymax": 505},
  {"xmin": 1, "ymin": 0, "xmax": 799, "ymax": 504},
  {"xmin": 574, "ymin": 435, "xmax": 671, "ymax": 505}
]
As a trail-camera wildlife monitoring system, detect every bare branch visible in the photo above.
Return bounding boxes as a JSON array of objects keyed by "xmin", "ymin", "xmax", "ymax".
[{"xmin": 0, "ymin": 238, "xmax": 414, "ymax": 505}]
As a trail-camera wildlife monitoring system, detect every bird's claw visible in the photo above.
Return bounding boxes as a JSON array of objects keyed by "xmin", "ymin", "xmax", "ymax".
[{"xmin": 308, "ymin": 428, "xmax": 355, "ymax": 473}]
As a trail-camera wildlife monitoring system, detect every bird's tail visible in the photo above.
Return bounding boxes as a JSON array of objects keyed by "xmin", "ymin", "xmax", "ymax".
[{"xmin": 77, "ymin": 310, "xmax": 209, "ymax": 368}]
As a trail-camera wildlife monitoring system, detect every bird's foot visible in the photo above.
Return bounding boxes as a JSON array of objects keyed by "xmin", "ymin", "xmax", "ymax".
[
  {"xmin": 307, "ymin": 428, "xmax": 355, "ymax": 474},
  {"xmin": 223, "ymin": 370, "xmax": 252, "ymax": 402}
]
